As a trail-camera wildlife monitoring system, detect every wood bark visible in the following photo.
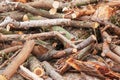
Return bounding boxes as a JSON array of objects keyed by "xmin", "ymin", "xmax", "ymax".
[
  {"xmin": 0, "ymin": 2, "xmax": 63, "ymax": 18},
  {"xmin": 10, "ymin": 73, "xmax": 25, "ymax": 80},
  {"xmin": 102, "ymin": 31, "xmax": 111, "ymax": 43},
  {"xmin": 55, "ymin": 31, "xmax": 76, "ymax": 48},
  {"xmin": 37, "ymin": 48, "xmax": 77, "ymax": 61},
  {"xmin": 77, "ymin": 44, "xmax": 92, "ymax": 60},
  {"xmin": 27, "ymin": 0, "xmax": 53, "ymax": 10},
  {"xmin": 0, "ymin": 11, "xmax": 25, "ymax": 21},
  {"xmin": 28, "ymin": 56, "xmax": 45, "ymax": 77},
  {"xmin": 0, "ymin": 11, "xmax": 47, "ymax": 21},
  {"xmin": 0, "ymin": 49, "xmax": 20, "ymax": 69},
  {"xmin": 66, "ymin": 58, "xmax": 120, "ymax": 79},
  {"xmin": 91, "ymin": 18, "xmax": 120, "ymax": 36},
  {"xmin": 0, "ymin": 40, "xmax": 35, "ymax": 79},
  {"xmin": 71, "ymin": 0, "xmax": 99, "ymax": 7},
  {"xmin": 0, "ymin": 31, "xmax": 57, "ymax": 41},
  {"xmin": 102, "ymin": 41, "xmax": 120, "ymax": 64},
  {"xmin": 42, "ymin": 61, "xmax": 64, "ymax": 80},
  {"xmin": 0, "ymin": 16, "xmax": 99, "ymax": 29},
  {"xmin": 52, "ymin": 26, "xmax": 75, "ymax": 41},
  {"xmin": 32, "ymin": 45, "xmax": 49, "ymax": 56},
  {"xmin": 107, "ymin": 0, "xmax": 120, "ymax": 7},
  {"xmin": 57, "ymin": 44, "xmax": 92, "ymax": 74},
  {"xmin": 76, "ymin": 35, "xmax": 96, "ymax": 50},
  {"xmin": 19, "ymin": 65, "xmax": 43, "ymax": 80},
  {"xmin": 110, "ymin": 44, "xmax": 120, "ymax": 57},
  {"xmin": 66, "ymin": 58, "xmax": 106, "ymax": 79},
  {"xmin": 0, "ymin": 45, "xmax": 22, "ymax": 56}
]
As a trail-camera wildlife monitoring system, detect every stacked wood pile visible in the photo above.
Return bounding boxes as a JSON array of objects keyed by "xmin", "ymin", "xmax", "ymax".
[{"xmin": 0, "ymin": 0, "xmax": 120, "ymax": 80}]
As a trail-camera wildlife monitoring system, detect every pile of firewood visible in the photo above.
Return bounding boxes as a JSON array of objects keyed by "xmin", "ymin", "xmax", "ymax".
[{"xmin": 0, "ymin": 0, "xmax": 120, "ymax": 80}]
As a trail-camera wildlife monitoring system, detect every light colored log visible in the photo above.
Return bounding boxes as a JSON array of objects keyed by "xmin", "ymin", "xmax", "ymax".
[{"xmin": 1, "ymin": 40, "xmax": 35, "ymax": 79}]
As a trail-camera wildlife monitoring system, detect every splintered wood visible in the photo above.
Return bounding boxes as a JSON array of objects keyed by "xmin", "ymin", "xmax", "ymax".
[{"xmin": 0, "ymin": 0, "xmax": 120, "ymax": 80}]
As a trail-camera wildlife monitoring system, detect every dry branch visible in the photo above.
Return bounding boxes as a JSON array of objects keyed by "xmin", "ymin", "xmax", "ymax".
[
  {"xmin": 71, "ymin": 0, "xmax": 99, "ymax": 7},
  {"xmin": 0, "ymin": 11, "xmax": 47, "ymax": 21},
  {"xmin": 0, "ymin": 40, "xmax": 35, "ymax": 79},
  {"xmin": 110, "ymin": 44, "xmax": 120, "ymax": 57},
  {"xmin": 107, "ymin": 0, "xmax": 120, "ymax": 7},
  {"xmin": 57, "ymin": 44, "xmax": 92, "ymax": 74},
  {"xmin": 102, "ymin": 31, "xmax": 112, "ymax": 43},
  {"xmin": 27, "ymin": 0, "xmax": 53, "ymax": 10},
  {"xmin": 0, "ymin": 31, "xmax": 57, "ymax": 41},
  {"xmin": 66, "ymin": 58, "xmax": 105, "ymax": 79},
  {"xmin": 92, "ymin": 18, "xmax": 120, "ymax": 36},
  {"xmin": 52, "ymin": 26, "xmax": 75, "ymax": 41},
  {"xmin": 28, "ymin": 56, "xmax": 45, "ymax": 77},
  {"xmin": 76, "ymin": 35, "xmax": 96, "ymax": 50},
  {"xmin": 0, "ymin": 45, "xmax": 22, "ymax": 56},
  {"xmin": 10, "ymin": 73, "xmax": 25, "ymax": 80},
  {"xmin": 102, "ymin": 41, "xmax": 120, "ymax": 64},
  {"xmin": 19, "ymin": 65, "xmax": 43, "ymax": 80},
  {"xmin": 37, "ymin": 48, "xmax": 77, "ymax": 61},
  {"xmin": 77, "ymin": 44, "xmax": 92, "ymax": 60},
  {"xmin": 0, "ymin": 17, "xmax": 99, "ymax": 29},
  {"xmin": 0, "ymin": 11, "xmax": 25, "ymax": 21},
  {"xmin": 0, "ymin": 0, "xmax": 120, "ymax": 79},
  {"xmin": 66, "ymin": 58, "xmax": 120, "ymax": 79},
  {"xmin": 55, "ymin": 31, "xmax": 76, "ymax": 48},
  {"xmin": 27, "ymin": 0, "xmax": 68, "ymax": 10},
  {"xmin": 0, "ymin": 2, "xmax": 63, "ymax": 18},
  {"xmin": 32, "ymin": 45, "xmax": 49, "ymax": 57},
  {"xmin": 0, "ymin": 49, "xmax": 21, "ymax": 69},
  {"xmin": 42, "ymin": 61, "xmax": 64, "ymax": 80}
]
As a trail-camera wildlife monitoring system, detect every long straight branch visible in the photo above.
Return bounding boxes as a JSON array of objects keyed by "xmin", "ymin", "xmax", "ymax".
[
  {"xmin": 0, "ymin": 45, "xmax": 22, "ymax": 56},
  {"xmin": 0, "ymin": 17, "xmax": 98, "ymax": 29},
  {"xmin": 0, "ymin": 2, "xmax": 63, "ymax": 18},
  {"xmin": 0, "ymin": 31, "xmax": 57, "ymax": 41},
  {"xmin": 0, "ymin": 40, "xmax": 35, "ymax": 79},
  {"xmin": 42, "ymin": 61, "xmax": 64, "ymax": 80}
]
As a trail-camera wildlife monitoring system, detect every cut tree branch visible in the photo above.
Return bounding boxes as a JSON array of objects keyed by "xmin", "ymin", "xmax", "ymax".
[
  {"xmin": 110, "ymin": 44, "xmax": 120, "ymax": 57},
  {"xmin": 37, "ymin": 48, "xmax": 77, "ymax": 61},
  {"xmin": 19, "ymin": 65, "xmax": 43, "ymax": 80},
  {"xmin": 0, "ymin": 2, "xmax": 63, "ymax": 18},
  {"xmin": 66, "ymin": 58, "xmax": 120, "ymax": 79},
  {"xmin": 0, "ymin": 40, "xmax": 35, "ymax": 79},
  {"xmin": 0, "ymin": 31, "xmax": 57, "ymax": 41},
  {"xmin": 76, "ymin": 35, "xmax": 96, "ymax": 50},
  {"xmin": 28, "ymin": 56, "xmax": 45, "ymax": 77},
  {"xmin": 0, "ymin": 17, "xmax": 99, "ymax": 29},
  {"xmin": 0, "ymin": 45, "xmax": 22, "ymax": 56},
  {"xmin": 102, "ymin": 41, "xmax": 120, "ymax": 64},
  {"xmin": 42, "ymin": 61, "xmax": 64, "ymax": 80}
]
